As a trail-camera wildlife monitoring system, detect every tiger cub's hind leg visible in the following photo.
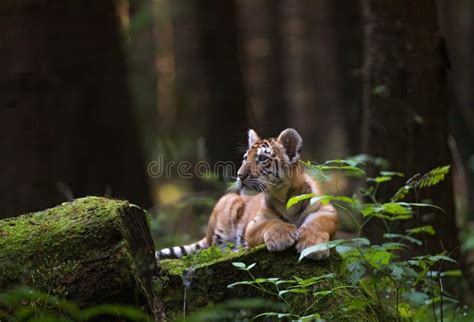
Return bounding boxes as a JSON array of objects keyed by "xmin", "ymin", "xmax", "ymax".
[{"xmin": 207, "ymin": 193, "xmax": 247, "ymax": 251}]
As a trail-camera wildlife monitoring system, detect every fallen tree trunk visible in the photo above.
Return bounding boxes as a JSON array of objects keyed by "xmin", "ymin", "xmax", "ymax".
[
  {"xmin": 157, "ymin": 247, "xmax": 389, "ymax": 321},
  {"xmin": 0, "ymin": 197, "xmax": 161, "ymax": 319}
]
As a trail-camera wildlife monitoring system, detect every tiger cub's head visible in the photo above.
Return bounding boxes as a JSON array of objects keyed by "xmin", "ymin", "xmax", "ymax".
[{"xmin": 236, "ymin": 128, "xmax": 303, "ymax": 194}]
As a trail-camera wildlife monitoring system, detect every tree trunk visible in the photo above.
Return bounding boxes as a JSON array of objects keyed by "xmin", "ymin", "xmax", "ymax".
[
  {"xmin": 238, "ymin": 0, "xmax": 288, "ymax": 137},
  {"xmin": 0, "ymin": 0, "xmax": 151, "ymax": 218},
  {"xmin": 0, "ymin": 197, "xmax": 162, "ymax": 319},
  {"xmin": 329, "ymin": 0, "xmax": 364, "ymax": 155},
  {"xmin": 157, "ymin": 247, "xmax": 389, "ymax": 321},
  {"xmin": 195, "ymin": 0, "xmax": 249, "ymax": 170},
  {"xmin": 281, "ymin": 0, "xmax": 348, "ymax": 162},
  {"xmin": 437, "ymin": 0, "xmax": 474, "ymax": 224},
  {"xmin": 361, "ymin": 0, "xmax": 460, "ymax": 257}
]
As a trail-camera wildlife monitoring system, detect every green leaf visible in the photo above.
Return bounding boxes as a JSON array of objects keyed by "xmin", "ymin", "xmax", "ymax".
[
  {"xmin": 440, "ymin": 270, "xmax": 462, "ymax": 277},
  {"xmin": 380, "ymin": 171, "xmax": 404, "ymax": 177},
  {"xmin": 367, "ymin": 250, "xmax": 392, "ymax": 268},
  {"xmin": 253, "ymin": 312, "xmax": 292, "ymax": 319},
  {"xmin": 381, "ymin": 202, "xmax": 413, "ymax": 215},
  {"xmin": 227, "ymin": 281, "xmax": 255, "ymax": 288},
  {"xmin": 335, "ymin": 245, "xmax": 354, "ymax": 256},
  {"xmin": 367, "ymin": 176, "xmax": 392, "ymax": 183},
  {"xmin": 299, "ymin": 313, "xmax": 323, "ymax": 321},
  {"xmin": 279, "ymin": 288, "xmax": 309, "ymax": 296},
  {"xmin": 397, "ymin": 303, "xmax": 412, "ymax": 318},
  {"xmin": 246, "ymin": 263, "xmax": 256, "ymax": 270},
  {"xmin": 313, "ymin": 290, "xmax": 333, "ymax": 296},
  {"xmin": 347, "ymin": 260, "xmax": 366, "ymax": 284},
  {"xmin": 286, "ymin": 193, "xmax": 315, "ymax": 208},
  {"xmin": 383, "ymin": 233, "xmax": 422, "ymax": 246},
  {"xmin": 287, "ymin": 194, "xmax": 354, "ymax": 209},
  {"xmin": 317, "ymin": 165, "xmax": 366, "ymax": 177},
  {"xmin": 403, "ymin": 290, "xmax": 429, "ymax": 306},
  {"xmin": 406, "ymin": 225, "xmax": 435, "ymax": 236},
  {"xmin": 417, "ymin": 165, "xmax": 450, "ymax": 188},
  {"xmin": 324, "ymin": 159, "xmax": 360, "ymax": 167},
  {"xmin": 231, "ymin": 262, "xmax": 246, "ymax": 269},
  {"xmin": 407, "ymin": 203, "xmax": 445, "ymax": 213},
  {"xmin": 380, "ymin": 242, "xmax": 407, "ymax": 250},
  {"xmin": 391, "ymin": 185, "xmax": 413, "ymax": 201},
  {"xmin": 414, "ymin": 254, "xmax": 457, "ymax": 264}
]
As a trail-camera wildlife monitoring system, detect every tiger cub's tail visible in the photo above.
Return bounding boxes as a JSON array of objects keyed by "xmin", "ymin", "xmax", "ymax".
[{"xmin": 156, "ymin": 238, "xmax": 209, "ymax": 259}]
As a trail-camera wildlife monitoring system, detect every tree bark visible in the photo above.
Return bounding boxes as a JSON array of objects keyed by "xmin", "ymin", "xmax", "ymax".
[
  {"xmin": 281, "ymin": 0, "xmax": 348, "ymax": 162},
  {"xmin": 361, "ymin": 0, "xmax": 460, "ymax": 257},
  {"xmin": 238, "ymin": 0, "xmax": 288, "ymax": 137},
  {"xmin": 437, "ymin": 0, "xmax": 474, "ymax": 224},
  {"xmin": 0, "ymin": 197, "xmax": 161, "ymax": 318},
  {"xmin": 0, "ymin": 0, "xmax": 151, "ymax": 218},
  {"xmin": 195, "ymin": 0, "xmax": 249, "ymax": 170},
  {"xmin": 329, "ymin": 0, "xmax": 364, "ymax": 155}
]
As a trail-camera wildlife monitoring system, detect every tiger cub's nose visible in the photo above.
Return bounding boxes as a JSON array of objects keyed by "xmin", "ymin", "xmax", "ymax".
[{"xmin": 237, "ymin": 172, "xmax": 248, "ymax": 181}]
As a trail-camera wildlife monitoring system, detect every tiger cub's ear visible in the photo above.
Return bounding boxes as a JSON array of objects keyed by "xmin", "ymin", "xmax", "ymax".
[
  {"xmin": 277, "ymin": 128, "xmax": 302, "ymax": 163},
  {"xmin": 248, "ymin": 129, "xmax": 260, "ymax": 147}
]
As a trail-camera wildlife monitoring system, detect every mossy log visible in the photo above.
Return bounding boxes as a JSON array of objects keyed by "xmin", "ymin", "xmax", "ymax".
[
  {"xmin": 158, "ymin": 247, "xmax": 387, "ymax": 321},
  {"xmin": 0, "ymin": 197, "xmax": 161, "ymax": 318}
]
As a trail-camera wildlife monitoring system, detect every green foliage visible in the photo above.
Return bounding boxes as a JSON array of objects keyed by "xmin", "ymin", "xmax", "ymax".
[
  {"xmin": 0, "ymin": 287, "xmax": 150, "ymax": 322},
  {"xmin": 392, "ymin": 165, "xmax": 451, "ymax": 201},
  {"xmin": 227, "ymin": 161, "xmax": 465, "ymax": 321},
  {"xmin": 227, "ymin": 262, "xmax": 351, "ymax": 321}
]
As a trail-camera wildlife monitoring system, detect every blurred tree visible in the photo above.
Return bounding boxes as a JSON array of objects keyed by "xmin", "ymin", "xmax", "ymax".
[
  {"xmin": 128, "ymin": 0, "xmax": 159, "ymax": 154},
  {"xmin": 437, "ymin": 0, "xmax": 474, "ymax": 222},
  {"xmin": 195, "ymin": 0, "xmax": 249, "ymax": 169},
  {"xmin": 157, "ymin": 0, "xmax": 208, "ymax": 139},
  {"xmin": 280, "ymin": 0, "xmax": 348, "ymax": 162},
  {"xmin": 239, "ymin": 0, "xmax": 288, "ymax": 137},
  {"xmin": 361, "ymin": 0, "xmax": 460, "ymax": 256},
  {"xmin": 329, "ymin": 0, "xmax": 363, "ymax": 155},
  {"xmin": 240, "ymin": 0, "xmax": 350, "ymax": 161},
  {"xmin": 0, "ymin": 0, "xmax": 151, "ymax": 218}
]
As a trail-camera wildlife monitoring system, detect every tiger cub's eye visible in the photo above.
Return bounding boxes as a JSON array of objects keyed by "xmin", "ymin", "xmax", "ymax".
[{"xmin": 257, "ymin": 155, "xmax": 268, "ymax": 162}]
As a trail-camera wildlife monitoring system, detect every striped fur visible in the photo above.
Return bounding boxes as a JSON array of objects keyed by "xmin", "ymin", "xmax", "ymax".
[
  {"xmin": 156, "ymin": 238, "xmax": 208, "ymax": 259},
  {"xmin": 155, "ymin": 128, "xmax": 338, "ymax": 260}
]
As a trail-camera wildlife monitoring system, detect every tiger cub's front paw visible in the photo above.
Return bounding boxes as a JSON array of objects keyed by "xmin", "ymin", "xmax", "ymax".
[
  {"xmin": 296, "ymin": 228, "xmax": 330, "ymax": 260},
  {"xmin": 264, "ymin": 223, "xmax": 299, "ymax": 252}
]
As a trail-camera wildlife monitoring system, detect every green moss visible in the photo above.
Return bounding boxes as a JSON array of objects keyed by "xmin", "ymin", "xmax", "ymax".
[
  {"xmin": 0, "ymin": 197, "xmax": 128, "ymax": 288},
  {"xmin": 0, "ymin": 196, "xmax": 157, "ymax": 314},
  {"xmin": 0, "ymin": 197, "xmax": 124, "ymax": 256},
  {"xmin": 160, "ymin": 245, "xmax": 263, "ymax": 276},
  {"xmin": 157, "ymin": 247, "xmax": 389, "ymax": 321}
]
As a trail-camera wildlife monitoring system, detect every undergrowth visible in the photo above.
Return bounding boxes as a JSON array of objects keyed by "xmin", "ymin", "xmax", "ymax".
[{"xmin": 220, "ymin": 159, "xmax": 472, "ymax": 321}]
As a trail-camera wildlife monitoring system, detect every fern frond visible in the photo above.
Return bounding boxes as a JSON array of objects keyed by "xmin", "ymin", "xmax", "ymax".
[{"xmin": 416, "ymin": 165, "xmax": 450, "ymax": 189}]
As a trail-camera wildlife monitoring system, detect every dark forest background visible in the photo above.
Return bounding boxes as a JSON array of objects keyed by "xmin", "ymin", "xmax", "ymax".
[{"xmin": 1, "ymin": 0, "xmax": 473, "ymax": 304}]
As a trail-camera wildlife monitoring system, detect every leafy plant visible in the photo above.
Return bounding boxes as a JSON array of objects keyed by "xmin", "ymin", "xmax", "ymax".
[
  {"xmin": 0, "ymin": 286, "xmax": 150, "ymax": 322},
  {"xmin": 228, "ymin": 262, "xmax": 344, "ymax": 321},
  {"xmin": 227, "ymin": 160, "xmax": 466, "ymax": 321}
]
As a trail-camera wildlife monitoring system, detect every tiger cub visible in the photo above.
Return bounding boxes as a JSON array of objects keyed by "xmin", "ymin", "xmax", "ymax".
[{"xmin": 156, "ymin": 128, "xmax": 338, "ymax": 260}]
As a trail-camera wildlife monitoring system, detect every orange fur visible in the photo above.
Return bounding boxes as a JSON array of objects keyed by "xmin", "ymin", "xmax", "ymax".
[{"xmin": 156, "ymin": 128, "xmax": 338, "ymax": 260}]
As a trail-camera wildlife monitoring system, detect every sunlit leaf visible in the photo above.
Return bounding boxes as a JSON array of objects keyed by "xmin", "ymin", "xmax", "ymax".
[
  {"xmin": 397, "ymin": 303, "xmax": 412, "ymax": 318},
  {"xmin": 406, "ymin": 225, "xmax": 435, "ymax": 236},
  {"xmin": 231, "ymin": 262, "xmax": 246, "ymax": 269}
]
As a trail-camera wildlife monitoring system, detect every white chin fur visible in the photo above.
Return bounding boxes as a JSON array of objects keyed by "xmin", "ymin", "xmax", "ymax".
[{"xmin": 240, "ymin": 187, "xmax": 260, "ymax": 196}]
